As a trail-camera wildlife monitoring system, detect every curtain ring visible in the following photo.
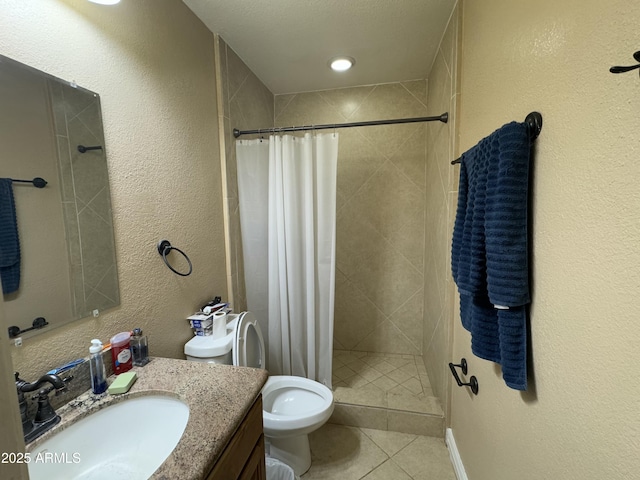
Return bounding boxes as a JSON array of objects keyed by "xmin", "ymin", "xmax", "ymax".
[{"xmin": 157, "ymin": 239, "xmax": 193, "ymax": 276}]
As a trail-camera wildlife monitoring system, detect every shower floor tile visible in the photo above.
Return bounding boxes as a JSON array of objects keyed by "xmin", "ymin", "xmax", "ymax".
[
  {"xmin": 333, "ymin": 350, "xmax": 433, "ymax": 397},
  {"xmin": 332, "ymin": 350, "xmax": 441, "ymax": 416}
]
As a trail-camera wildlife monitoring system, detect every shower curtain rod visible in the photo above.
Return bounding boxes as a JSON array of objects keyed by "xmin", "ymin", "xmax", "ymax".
[{"xmin": 233, "ymin": 112, "xmax": 448, "ymax": 138}]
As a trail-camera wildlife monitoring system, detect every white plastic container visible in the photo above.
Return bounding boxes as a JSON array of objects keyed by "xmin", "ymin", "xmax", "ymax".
[
  {"xmin": 184, "ymin": 315, "xmax": 238, "ymax": 364},
  {"xmin": 89, "ymin": 339, "xmax": 107, "ymax": 394},
  {"xmin": 189, "ymin": 312, "xmax": 227, "ymax": 338}
]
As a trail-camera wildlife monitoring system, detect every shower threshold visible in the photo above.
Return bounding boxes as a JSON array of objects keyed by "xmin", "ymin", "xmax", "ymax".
[{"xmin": 330, "ymin": 350, "xmax": 444, "ymax": 437}]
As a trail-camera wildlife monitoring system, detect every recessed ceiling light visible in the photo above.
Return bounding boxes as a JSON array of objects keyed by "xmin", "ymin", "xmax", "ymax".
[
  {"xmin": 329, "ymin": 56, "xmax": 355, "ymax": 72},
  {"xmin": 88, "ymin": 0, "xmax": 121, "ymax": 4}
]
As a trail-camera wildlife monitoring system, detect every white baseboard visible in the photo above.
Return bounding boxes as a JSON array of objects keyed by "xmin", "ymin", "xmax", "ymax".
[{"xmin": 445, "ymin": 428, "xmax": 469, "ymax": 480}]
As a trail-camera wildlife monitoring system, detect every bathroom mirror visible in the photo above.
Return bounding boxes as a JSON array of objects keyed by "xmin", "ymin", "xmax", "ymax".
[{"xmin": 0, "ymin": 54, "xmax": 119, "ymax": 339}]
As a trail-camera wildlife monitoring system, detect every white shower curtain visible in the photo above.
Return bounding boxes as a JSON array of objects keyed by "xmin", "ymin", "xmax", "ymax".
[{"xmin": 236, "ymin": 133, "xmax": 338, "ymax": 387}]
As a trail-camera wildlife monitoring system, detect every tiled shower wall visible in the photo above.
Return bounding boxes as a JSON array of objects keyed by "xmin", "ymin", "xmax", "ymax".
[
  {"xmin": 422, "ymin": 5, "xmax": 460, "ymax": 405},
  {"xmin": 217, "ymin": 29, "xmax": 460, "ymax": 377},
  {"xmin": 275, "ymin": 83, "xmax": 429, "ymax": 355},
  {"xmin": 215, "ymin": 36, "xmax": 274, "ymax": 312}
]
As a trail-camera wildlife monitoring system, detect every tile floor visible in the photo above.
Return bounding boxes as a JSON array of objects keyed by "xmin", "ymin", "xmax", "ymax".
[
  {"xmin": 333, "ymin": 350, "xmax": 432, "ymax": 397},
  {"xmin": 330, "ymin": 350, "xmax": 445, "ymax": 438},
  {"xmin": 301, "ymin": 423, "xmax": 456, "ymax": 480}
]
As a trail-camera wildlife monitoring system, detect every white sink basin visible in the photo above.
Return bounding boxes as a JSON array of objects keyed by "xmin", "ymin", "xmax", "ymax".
[{"xmin": 28, "ymin": 395, "xmax": 190, "ymax": 480}]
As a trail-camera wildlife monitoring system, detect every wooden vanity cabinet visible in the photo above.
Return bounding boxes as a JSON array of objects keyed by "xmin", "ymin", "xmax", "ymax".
[{"xmin": 206, "ymin": 395, "xmax": 266, "ymax": 480}]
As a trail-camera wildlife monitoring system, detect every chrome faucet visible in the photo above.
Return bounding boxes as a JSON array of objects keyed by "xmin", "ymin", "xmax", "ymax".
[{"xmin": 15, "ymin": 372, "xmax": 72, "ymax": 443}]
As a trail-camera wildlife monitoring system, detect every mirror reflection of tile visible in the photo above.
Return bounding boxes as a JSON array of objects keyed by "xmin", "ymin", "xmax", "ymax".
[{"xmin": 0, "ymin": 54, "xmax": 119, "ymax": 338}]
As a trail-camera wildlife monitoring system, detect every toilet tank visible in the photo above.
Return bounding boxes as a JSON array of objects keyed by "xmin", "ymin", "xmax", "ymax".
[
  {"xmin": 185, "ymin": 351, "xmax": 232, "ymax": 365},
  {"xmin": 184, "ymin": 332, "xmax": 233, "ymax": 364}
]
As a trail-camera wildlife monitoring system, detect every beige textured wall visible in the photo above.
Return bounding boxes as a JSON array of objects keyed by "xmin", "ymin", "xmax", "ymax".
[
  {"xmin": 215, "ymin": 36, "xmax": 274, "ymax": 313},
  {"xmin": 422, "ymin": 5, "xmax": 460, "ymax": 410},
  {"xmin": 451, "ymin": 1, "xmax": 640, "ymax": 479},
  {"xmin": 275, "ymin": 83, "xmax": 428, "ymax": 355},
  {"xmin": 1, "ymin": 0, "xmax": 226, "ymax": 381}
]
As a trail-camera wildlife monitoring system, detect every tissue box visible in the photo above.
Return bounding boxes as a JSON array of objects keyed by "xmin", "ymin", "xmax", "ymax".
[
  {"xmin": 188, "ymin": 313, "xmax": 213, "ymax": 329},
  {"xmin": 193, "ymin": 326, "xmax": 213, "ymax": 336}
]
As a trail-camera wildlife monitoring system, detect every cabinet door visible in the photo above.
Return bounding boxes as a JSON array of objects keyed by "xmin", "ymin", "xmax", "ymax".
[
  {"xmin": 206, "ymin": 396, "xmax": 265, "ymax": 480},
  {"xmin": 239, "ymin": 435, "xmax": 266, "ymax": 480}
]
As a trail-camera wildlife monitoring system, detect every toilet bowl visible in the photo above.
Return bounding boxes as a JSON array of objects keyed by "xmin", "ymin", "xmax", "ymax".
[
  {"xmin": 184, "ymin": 311, "xmax": 334, "ymax": 476},
  {"xmin": 262, "ymin": 375, "xmax": 334, "ymax": 474}
]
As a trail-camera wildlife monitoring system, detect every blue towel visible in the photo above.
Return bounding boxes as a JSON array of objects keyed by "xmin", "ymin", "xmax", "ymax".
[
  {"xmin": 451, "ymin": 121, "xmax": 531, "ymax": 390},
  {"xmin": 0, "ymin": 178, "xmax": 21, "ymax": 294}
]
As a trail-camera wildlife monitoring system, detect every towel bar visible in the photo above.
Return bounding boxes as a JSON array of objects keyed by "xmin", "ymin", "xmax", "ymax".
[
  {"xmin": 451, "ymin": 112, "xmax": 543, "ymax": 165},
  {"xmin": 8, "ymin": 317, "xmax": 49, "ymax": 339},
  {"xmin": 4, "ymin": 177, "xmax": 48, "ymax": 188},
  {"xmin": 449, "ymin": 358, "xmax": 479, "ymax": 395}
]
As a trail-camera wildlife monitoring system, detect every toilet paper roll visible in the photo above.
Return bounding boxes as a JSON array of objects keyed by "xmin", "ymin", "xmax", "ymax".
[{"xmin": 211, "ymin": 310, "xmax": 227, "ymax": 339}]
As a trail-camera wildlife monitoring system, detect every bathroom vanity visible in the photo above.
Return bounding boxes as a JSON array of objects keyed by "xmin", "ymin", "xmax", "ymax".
[
  {"xmin": 206, "ymin": 396, "xmax": 266, "ymax": 480},
  {"xmin": 25, "ymin": 357, "xmax": 268, "ymax": 480}
]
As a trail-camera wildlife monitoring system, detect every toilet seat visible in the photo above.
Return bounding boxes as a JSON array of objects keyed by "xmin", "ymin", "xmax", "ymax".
[{"xmin": 232, "ymin": 311, "xmax": 266, "ymax": 369}]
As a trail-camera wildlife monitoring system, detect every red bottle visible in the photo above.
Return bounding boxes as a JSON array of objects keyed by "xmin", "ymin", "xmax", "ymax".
[{"xmin": 110, "ymin": 331, "xmax": 133, "ymax": 374}]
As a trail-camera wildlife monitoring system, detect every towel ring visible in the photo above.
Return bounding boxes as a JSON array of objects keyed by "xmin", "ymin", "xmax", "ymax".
[{"xmin": 157, "ymin": 239, "xmax": 193, "ymax": 276}]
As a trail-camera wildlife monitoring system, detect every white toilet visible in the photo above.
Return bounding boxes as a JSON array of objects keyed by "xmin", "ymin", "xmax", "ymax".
[{"xmin": 185, "ymin": 311, "xmax": 334, "ymax": 475}]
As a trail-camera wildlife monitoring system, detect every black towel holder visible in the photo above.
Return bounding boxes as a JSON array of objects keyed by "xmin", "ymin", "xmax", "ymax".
[
  {"xmin": 451, "ymin": 112, "xmax": 543, "ymax": 165},
  {"xmin": 8, "ymin": 317, "xmax": 49, "ymax": 339},
  {"xmin": 77, "ymin": 145, "xmax": 103, "ymax": 153},
  {"xmin": 157, "ymin": 239, "xmax": 193, "ymax": 276},
  {"xmin": 609, "ymin": 50, "xmax": 640, "ymax": 75},
  {"xmin": 4, "ymin": 177, "xmax": 48, "ymax": 188},
  {"xmin": 449, "ymin": 358, "xmax": 479, "ymax": 395}
]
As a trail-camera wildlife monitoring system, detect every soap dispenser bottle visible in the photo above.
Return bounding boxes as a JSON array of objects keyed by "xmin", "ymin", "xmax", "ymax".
[
  {"xmin": 131, "ymin": 328, "xmax": 149, "ymax": 366},
  {"xmin": 89, "ymin": 339, "xmax": 107, "ymax": 394}
]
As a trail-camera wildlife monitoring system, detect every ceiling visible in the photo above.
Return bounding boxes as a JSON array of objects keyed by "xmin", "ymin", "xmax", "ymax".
[{"xmin": 182, "ymin": 0, "xmax": 457, "ymax": 95}]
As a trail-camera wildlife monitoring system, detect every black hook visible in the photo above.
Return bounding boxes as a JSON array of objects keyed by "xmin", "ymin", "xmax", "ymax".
[
  {"xmin": 609, "ymin": 51, "xmax": 640, "ymax": 74},
  {"xmin": 77, "ymin": 145, "xmax": 103, "ymax": 153}
]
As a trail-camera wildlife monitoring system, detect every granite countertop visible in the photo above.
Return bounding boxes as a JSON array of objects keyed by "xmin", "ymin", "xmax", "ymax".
[{"xmin": 26, "ymin": 357, "xmax": 268, "ymax": 480}]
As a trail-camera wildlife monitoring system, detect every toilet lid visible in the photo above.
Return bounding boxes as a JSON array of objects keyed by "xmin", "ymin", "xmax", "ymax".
[{"xmin": 233, "ymin": 311, "xmax": 265, "ymax": 369}]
